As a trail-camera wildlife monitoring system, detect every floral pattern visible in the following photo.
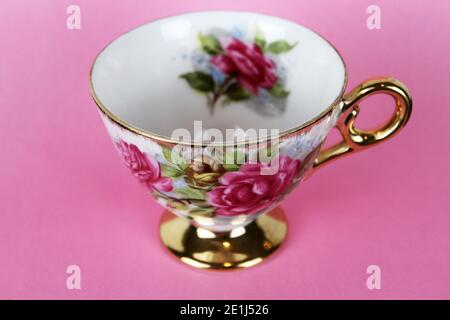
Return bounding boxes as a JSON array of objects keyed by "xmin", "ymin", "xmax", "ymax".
[
  {"xmin": 116, "ymin": 134, "xmax": 310, "ymax": 216},
  {"xmin": 207, "ymin": 156, "xmax": 301, "ymax": 216},
  {"xmin": 211, "ymin": 39, "xmax": 277, "ymax": 95},
  {"xmin": 114, "ymin": 138, "xmax": 305, "ymax": 218},
  {"xmin": 180, "ymin": 29, "xmax": 296, "ymax": 112},
  {"xmin": 115, "ymin": 140, "xmax": 173, "ymax": 192},
  {"xmin": 185, "ymin": 155, "xmax": 225, "ymax": 188},
  {"xmin": 101, "ymin": 76, "xmax": 340, "ymax": 222},
  {"xmin": 104, "ymin": 106, "xmax": 339, "ymax": 220}
]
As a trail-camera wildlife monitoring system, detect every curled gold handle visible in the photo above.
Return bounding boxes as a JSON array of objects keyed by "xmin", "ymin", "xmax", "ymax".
[{"xmin": 314, "ymin": 78, "xmax": 413, "ymax": 168}]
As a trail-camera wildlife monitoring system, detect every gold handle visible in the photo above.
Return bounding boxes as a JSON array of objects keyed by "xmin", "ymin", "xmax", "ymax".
[{"xmin": 314, "ymin": 78, "xmax": 412, "ymax": 168}]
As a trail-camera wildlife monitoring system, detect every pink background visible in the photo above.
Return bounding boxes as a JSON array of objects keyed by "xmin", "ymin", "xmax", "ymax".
[{"xmin": 1, "ymin": 0, "xmax": 449, "ymax": 299}]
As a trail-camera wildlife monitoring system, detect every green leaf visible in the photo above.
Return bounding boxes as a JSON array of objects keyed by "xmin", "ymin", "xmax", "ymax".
[
  {"xmin": 188, "ymin": 207, "xmax": 214, "ymax": 217},
  {"xmin": 198, "ymin": 33, "xmax": 223, "ymax": 55},
  {"xmin": 173, "ymin": 186, "xmax": 206, "ymax": 200},
  {"xmin": 224, "ymin": 148, "xmax": 246, "ymax": 166},
  {"xmin": 253, "ymin": 27, "xmax": 267, "ymax": 50},
  {"xmin": 254, "ymin": 34, "xmax": 266, "ymax": 50},
  {"xmin": 172, "ymin": 152, "xmax": 187, "ymax": 167},
  {"xmin": 255, "ymin": 37, "xmax": 266, "ymax": 50},
  {"xmin": 166, "ymin": 199, "xmax": 189, "ymax": 211},
  {"xmin": 223, "ymin": 163, "xmax": 240, "ymax": 171},
  {"xmin": 162, "ymin": 148, "xmax": 172, "ymax": 162},
  {"xmin": 188, "ymin": 198, "xmax": 212, "ymax": 205},
  {"xmin": 180, "ymin": 72, "xmax": 215, "ymax": 92},
  {"xmin": 224, "ymin": 83, "xmax": 252, "ymax": 101},
  {"xmin": 162, "ymin": 148, "xmax": 188, "ymax": 169},
  {"xmin": 267, "ymin": 40, "xmax": 297, "ymax": 54},
  {"xmin": 161, "ymin": 163, "xmax": 184, "ymax": 178},
  {"xmin": 268, "ymin": 84, "xmax": 290, "ymax": 98}
]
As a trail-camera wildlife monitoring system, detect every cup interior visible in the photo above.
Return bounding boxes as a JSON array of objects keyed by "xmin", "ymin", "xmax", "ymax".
[{"xmin": 90, "ymin": 11, "xmax": 346, "ymax": 141}]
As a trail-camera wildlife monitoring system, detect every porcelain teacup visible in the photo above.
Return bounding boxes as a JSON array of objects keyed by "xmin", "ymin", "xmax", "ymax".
[{"xmin": 90, "ymin": 11, "xmax": 412, "ymax": 270}]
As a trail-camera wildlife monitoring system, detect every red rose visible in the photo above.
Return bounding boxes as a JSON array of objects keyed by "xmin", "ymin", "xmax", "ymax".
[
  {"xmin": 207, "ymin": 156, "xmax": 300, "ymax": 216},
  {"xmin": 211, "ymin": 38, "xmax": 277, "ymax": 95},
  {"xmin": 115, "ymin": 140, "xmax": 173, "ymax": 192}
]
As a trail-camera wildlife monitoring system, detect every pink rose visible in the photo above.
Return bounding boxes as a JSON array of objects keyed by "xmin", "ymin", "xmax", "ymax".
[
  {"xmin": 207, "ymin": 156, "xmax": 301, "ymax": 216},
  {"xmin": 211, "ymin": 38, "xmax": 277, "ymax": 95},
  {"xmin": 115, "ymin": 140, "xmax": 172, "ymax": 192}
]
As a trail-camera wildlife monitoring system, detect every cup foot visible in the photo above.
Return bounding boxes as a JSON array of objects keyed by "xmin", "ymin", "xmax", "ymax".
[{"xmin": 159, "ymin": 207, "xmax": 287, "ymax": 270}]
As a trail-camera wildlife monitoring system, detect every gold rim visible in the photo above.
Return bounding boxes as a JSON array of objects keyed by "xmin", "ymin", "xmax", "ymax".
[{"xmin": 89, "ymin": 10, "xmax": 348, "ymax": 147}]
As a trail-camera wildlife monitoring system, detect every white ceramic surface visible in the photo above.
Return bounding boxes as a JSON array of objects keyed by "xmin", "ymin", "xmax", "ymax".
[{"xmin": 91, "ymin": 11, "xmax": 346, "ymax": 141}]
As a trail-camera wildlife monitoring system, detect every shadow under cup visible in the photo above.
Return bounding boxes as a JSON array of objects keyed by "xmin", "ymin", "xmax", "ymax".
[{"xmin": 89, "ymin": 12, "xmax": 411, "ymax": 270}]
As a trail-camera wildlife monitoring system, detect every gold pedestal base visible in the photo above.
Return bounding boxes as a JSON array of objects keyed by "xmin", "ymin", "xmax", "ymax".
[{"xmin": 159, "ymin": 207, "xmax": 287, "ymax": 270}]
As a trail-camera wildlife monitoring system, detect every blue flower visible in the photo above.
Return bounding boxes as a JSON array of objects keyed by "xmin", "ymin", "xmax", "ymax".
[
  {"xmin": 256, "ymin": 89, "xmax": 270, "ymax": 103},
  {"xmin": 210, "ymin": 67, "xmax": 225, "ymax": 84},
  {"xmin": 172, "ymin": 179, "xmax": 188, "ymax": 189},
  {"xmin": 191, "ymin": 51, "xmax": 210, "ymax": 72},
  {"xmin": 230, "ymin": 27, "xmax": 245, "ymax": 40}
]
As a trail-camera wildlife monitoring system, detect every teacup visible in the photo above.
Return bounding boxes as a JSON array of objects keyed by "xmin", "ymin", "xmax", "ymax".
[{"xmin": 90, "ymin": 11, "xmax": 412, "ymax": 270}]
